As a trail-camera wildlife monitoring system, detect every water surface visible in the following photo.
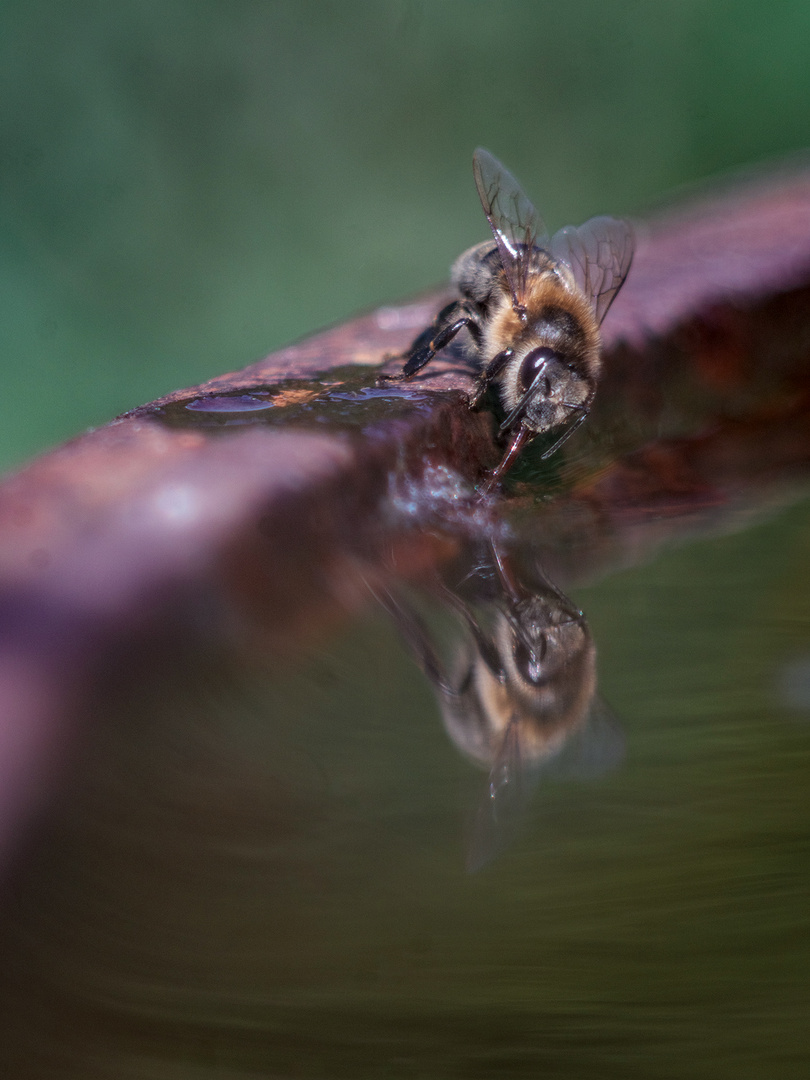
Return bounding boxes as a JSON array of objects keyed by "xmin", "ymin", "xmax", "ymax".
[{"xmin": 0, "ymin": 460, "xmax": 808, "ymax": 1079}]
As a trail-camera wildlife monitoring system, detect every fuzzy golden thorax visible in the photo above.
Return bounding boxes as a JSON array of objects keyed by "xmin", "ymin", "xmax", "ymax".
[{"xmin": 480, "ymin": 270, "xmax": 602, "ymax": 424}]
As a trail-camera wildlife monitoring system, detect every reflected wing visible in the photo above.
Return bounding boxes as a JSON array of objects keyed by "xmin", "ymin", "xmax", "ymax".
[
  {"xmin": 466, "ymin": 719, "xmax": 537, "ymax": 873},
  {"xmin": 465, "ymin": 699, "xmax": 625, "ymax": 873},
  {"xmin": 473, "ymin": 148, "xmax": 549, "ymax": 315},
  {"xmin": 551, "ymin": 217, "xmax": 634, "ymax": 324},
  {"xmin": 540, "ymin": 697, "xmax": 625, "ymax": 781}
]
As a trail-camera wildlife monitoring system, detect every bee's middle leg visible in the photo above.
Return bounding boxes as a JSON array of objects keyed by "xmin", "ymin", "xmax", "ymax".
[{"xmin": 378, "ymin": 302, "xmax": 478, "ymax": 384}]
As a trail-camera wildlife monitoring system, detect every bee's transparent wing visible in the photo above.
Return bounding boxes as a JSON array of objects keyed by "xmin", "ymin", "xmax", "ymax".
[
  {"xmin": 465, "ymin": 699, "xmax": 625, "ymax": 873},
  {"xmin": 539, "ymin": 697, "xmax": 625, "ymax": 781},
  {"xmin": 466, "ymin": 718, "xmax": 536, "ymax": 873},
  {"xmin": 551, "ymin": 217, "xmax": 634, "ymax": 324},
  {"xmin": 473, "ymin": 148, "xmax": 549, "ymax": 314}
]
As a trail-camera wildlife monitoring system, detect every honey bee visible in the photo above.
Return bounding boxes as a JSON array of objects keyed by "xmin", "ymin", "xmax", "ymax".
[
  {"xmin": 376, "ymin": 539, "xmax": 624, "ymax": 870},
  {"xmin": 380, "ymin": 149, "xmax": 634, "ymax": 488}
]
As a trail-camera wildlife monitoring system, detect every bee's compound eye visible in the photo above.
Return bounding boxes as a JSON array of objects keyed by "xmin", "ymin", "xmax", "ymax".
[{"xmin": 519, "ymin": 347, "xmax": 558, "ymax": 395}]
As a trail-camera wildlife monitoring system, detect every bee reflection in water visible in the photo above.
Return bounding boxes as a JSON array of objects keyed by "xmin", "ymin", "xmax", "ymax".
[{"xmin": 378, "ymin": 540, "xmax": 624, "ymax": 870}]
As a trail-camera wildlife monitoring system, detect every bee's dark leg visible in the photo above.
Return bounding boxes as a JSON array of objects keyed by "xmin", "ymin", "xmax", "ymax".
[
  {"xmin": 433, "ymin": 581, "xmax": 505, "ymax": 680},
  {"xmin": 378, "ymin": 302, "xmax": 478, "ymax": 384},
  {"xmin": 498, "ymin": 357, "xmax": 551, "ymax": 433},
  {"xmin": 373, "ymin": 586, "xmax": 461, "ymax": 697},
  {"xmin": 468, "ymin": 348, "xmax": 513, "ymax": 409},
  {"xmin": 538, "ymin": 407, "xmax": 589, "ymax": 459},
  {"xmin": 478, "ymin": 426, "xmax": 533, "ymax": 496}
]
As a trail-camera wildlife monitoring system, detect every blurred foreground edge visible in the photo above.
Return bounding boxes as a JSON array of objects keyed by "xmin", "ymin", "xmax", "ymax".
[{"xmin": 1, "ymin": 160, "xmax": 810, "ymax": 872}]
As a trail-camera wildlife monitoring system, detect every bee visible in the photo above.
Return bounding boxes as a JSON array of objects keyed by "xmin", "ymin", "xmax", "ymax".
[
  {"xmin": 376, "ymin": 540, "xmax": 623, "ymax": 870},
  {"xmin": 380, "ymin": 149, "xmax": 634, "ymax": 489}
]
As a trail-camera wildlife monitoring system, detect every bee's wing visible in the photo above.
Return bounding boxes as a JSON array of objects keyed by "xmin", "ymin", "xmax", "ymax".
[
  {"xmin": 466, "ymin": 718, "xmax": 535, "ymax": 873},
  {"xmin": 539, "ymin": 696, "xmax": 625, "ymax": 781},
  {"xmin": 473, "ymin": 148, "xmax": 549, "ymax": 314},
  {"xmin": 551, "ymin": 217, "xmax": 634, "ymax": 324},
  {"xmin": 465, "ymin": 698, "xmax": 625, "ymax": 873}
]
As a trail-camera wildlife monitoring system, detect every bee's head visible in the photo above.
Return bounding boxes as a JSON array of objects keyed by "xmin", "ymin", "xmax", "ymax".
[
  {"xmin": 498, "ymin": 595, "xmax": 589, "ymax": 704},
  {"xmin": 512, "ymin": 345, "xmax": 592, "ymax": 434}
]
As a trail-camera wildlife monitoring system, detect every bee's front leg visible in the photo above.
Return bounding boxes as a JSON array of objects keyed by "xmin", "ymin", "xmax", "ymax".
[
  {"xmin": 467, "ymin": 348, "xmax": 514, "ymax": 409},
  {"xmin": 478, "ymin": 425, "xmax": 533, "ymax": 496},
  {"xmin": 378, "ymin": 302, "xmax": 479, "ymax": 385}
]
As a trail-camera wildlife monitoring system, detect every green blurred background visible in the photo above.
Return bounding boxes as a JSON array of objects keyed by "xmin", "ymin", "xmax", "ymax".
[{"xmin": 2, "ymin": 0, "xmax": 810, "ymax": 471}]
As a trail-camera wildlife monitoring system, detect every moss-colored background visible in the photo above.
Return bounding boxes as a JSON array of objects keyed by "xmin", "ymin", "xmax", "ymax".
[{"xmin": 2, "ymin": 1, "xmax": 810, "ymax": 468}]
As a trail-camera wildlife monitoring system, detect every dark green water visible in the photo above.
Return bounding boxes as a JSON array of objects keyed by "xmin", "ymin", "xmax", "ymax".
[{"xmin": 1, "ymin": 488, "xmax": 808, "ymax": 1078}]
